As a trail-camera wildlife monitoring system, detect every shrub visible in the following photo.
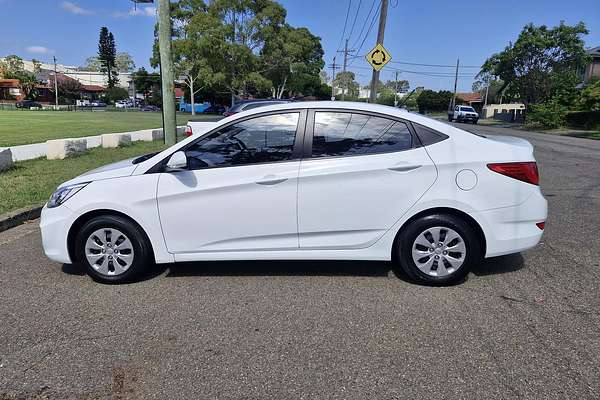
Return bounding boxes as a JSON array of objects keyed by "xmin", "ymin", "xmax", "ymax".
[
  {"xmin": 525, "ymin": 101, "xmax": 567, "ymax": 129},
  {"xmin": 565, "ymin": 110, "xmax": 600, "ymax": 130}
]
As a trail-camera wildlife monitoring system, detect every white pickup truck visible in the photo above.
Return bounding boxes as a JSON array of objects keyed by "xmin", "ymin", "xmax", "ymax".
[{"xmin": 448, "ymin": 105, "xmax": 479, "ymax": 124}]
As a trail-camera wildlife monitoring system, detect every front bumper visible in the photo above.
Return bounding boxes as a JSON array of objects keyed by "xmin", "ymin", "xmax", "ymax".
[
  {"xmin": 475, "ymin": 189, "xmax": 548, "ymax": 258},
  {"xmin": 40, "ymin": 204, "xmax": 74, "ymax": 264}
]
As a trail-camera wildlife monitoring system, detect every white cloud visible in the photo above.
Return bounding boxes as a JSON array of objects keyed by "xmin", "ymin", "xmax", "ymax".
[
  {"xmin": 26, "ymin": 46, "xmax": 55, "ymax": 55},
  {"xmin": 112, "ymin": 6, "xmax": 156, "ymax": 18},
  {"xmin": 61, "ymin": 1, "xmax": 92, "ymax": 15}
]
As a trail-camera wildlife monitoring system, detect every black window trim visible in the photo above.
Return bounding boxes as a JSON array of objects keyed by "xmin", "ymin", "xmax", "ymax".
[
  {"xmin": 147, "ymin": 108, "xmax": 308, "ymax": 173},
  {"xmin": 302, "ymin": 108, "xmax": 421, "ymax": 160}
]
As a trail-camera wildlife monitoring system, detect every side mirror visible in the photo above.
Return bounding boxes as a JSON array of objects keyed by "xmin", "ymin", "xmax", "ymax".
[{"xmin": 165, "ymin": 151, "xmax": 188, "ymax": 172}]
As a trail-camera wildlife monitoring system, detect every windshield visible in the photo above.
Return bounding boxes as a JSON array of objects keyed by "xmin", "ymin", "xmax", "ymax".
[{"xmin": 460, "ymin": 106, "xmax": 475, "ymax": 112}]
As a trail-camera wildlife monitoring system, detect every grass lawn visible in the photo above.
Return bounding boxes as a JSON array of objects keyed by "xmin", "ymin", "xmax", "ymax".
[
  {"xmin": 0, "ymin": 110, "xmax": 204, "ymax": 147},
  {"xmin": 0, "ymin": 141, "xmax": 167, "ymax": 215}
]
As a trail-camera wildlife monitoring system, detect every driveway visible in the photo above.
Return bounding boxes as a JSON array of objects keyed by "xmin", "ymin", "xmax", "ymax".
[{"xmin": 1, "ymin": 123, "xmax": 599, "ymax": 399}]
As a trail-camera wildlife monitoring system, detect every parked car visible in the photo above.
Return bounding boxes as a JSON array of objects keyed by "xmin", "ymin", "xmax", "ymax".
[
  {"xmin": 40, "ymin": 102, "xmax": 547, "ymax": 285},
  {"xmin": 91, "ymin": 101, "xmax": 107, "ymax": 107},
  {"xmin": 15, "ymin": 100, "xmax": 42, "ymax": 109},
  {"xmin": 115, "ymin": 100, "xmax": 134, "ymax": 109},
  {"xmin": 203, "ymin": 104, "xmax": 226, "ymax": 114},
  {"xmin": 223, "ymin": 99, "xmax": 292, "ymax": 116},
  {"xmin": 141, "ymin": 105, "xmax": 160, "ymax": 112},
  {"xmin": 448, "ymin": 105, "xmax": 479, "ymax": 123},
  {"xmin": 178, "ymin": 101, "xmax": 210, "ymax": 113}
]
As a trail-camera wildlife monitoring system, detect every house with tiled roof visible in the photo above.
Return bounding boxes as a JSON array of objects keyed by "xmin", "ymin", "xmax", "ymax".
[{"xmin": 582, "ymin": 45, "xmax": 600, "ymax": 84}]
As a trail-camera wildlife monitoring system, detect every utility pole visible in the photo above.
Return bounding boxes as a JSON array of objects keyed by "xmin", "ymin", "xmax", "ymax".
[
  {"xmin": 369, "ymin": 0, "xmax": 388, "ymax": 103},
  {"xmin": 483, "ymin": 79, "xmax": 490, "ymax": 108},
  {"xmin": 157, "ymin": 0, "xmax": 177, "ymax": 145},
  {"xmin": 53, "ymin": 56, "xmax": 59, "ymax": 109},
  {"xmin": 330, "ymin": 57, "xmax": 338, "ymax": 100},
  {"xmin": 338, "ymin": 39, "xmax": 354, "ymax": 101},
  {"xmin": 394, "ymin": 70, "xmax": 399, "ymax": 107},
  {"xmin": 450, "ymin": 58, "xmax": 459, "ymax": 110}
]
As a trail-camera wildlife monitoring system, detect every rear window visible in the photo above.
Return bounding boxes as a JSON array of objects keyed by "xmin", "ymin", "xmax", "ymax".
[{"xmin": 412, "ymin": 123, "xmax": 449, "ymax": 146}]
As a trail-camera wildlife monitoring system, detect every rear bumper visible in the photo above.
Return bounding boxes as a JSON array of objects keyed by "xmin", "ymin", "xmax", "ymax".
[
  {"xmin": 475, "ymin": 189, "xmax": 547, "ymax": 258},
  {"xmin": 39, "ymin": 204, "xmax": 74, "ymax": 264}
]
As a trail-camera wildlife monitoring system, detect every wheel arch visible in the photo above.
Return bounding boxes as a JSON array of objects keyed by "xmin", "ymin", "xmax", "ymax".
[
  {"xmin": 392, "ymin": 207, "xmax": 487, "ymax": 260},
  {"xmin": 67, "ymin": 209, "xmax": 155, "ymax": 263}
]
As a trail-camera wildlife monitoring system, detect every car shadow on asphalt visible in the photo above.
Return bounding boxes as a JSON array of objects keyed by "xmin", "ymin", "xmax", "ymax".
[
  {"xmin": 164, "ymin": 260, "xmax": 393, "ymax": 278},
  {"xmin": 470, "ymin": 253, "xmax": 524, "ymax": 276},
  {"xmin": 60, "ymin": 253, "xmax": 524, "ymax": 283}
]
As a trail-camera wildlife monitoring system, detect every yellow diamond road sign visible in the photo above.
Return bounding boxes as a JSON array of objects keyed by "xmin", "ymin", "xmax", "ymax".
[{"xmin": 366, "ymin": 43, "xmax": 392, "ymax": 71}]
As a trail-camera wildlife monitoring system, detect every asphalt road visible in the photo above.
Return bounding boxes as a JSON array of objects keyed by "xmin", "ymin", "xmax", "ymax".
[{"xmin": 1, "ymin": 123, "xmax": 600, "ymax": 399}]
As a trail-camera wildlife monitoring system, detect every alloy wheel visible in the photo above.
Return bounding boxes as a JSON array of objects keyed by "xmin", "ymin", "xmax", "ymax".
[
  {"xmin": 411, "ymin": 226, "xmax": 466, "ymax": 277},
  {"xmin": 84, "ymin": 228, "xmax": 135, "ymax": 276}
]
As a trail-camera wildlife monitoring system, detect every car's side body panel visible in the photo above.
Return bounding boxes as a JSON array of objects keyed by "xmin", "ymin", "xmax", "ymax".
[
  {"xmin": 297, "ymin": 148, "xmax": 437, "ymax": 249},
  {"xmin": 156, "ymin": 161, "xmax": 301, "ymax": 253}
]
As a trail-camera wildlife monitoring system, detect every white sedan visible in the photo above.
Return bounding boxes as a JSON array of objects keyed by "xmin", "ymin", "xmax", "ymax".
[{"xmin": 40, "ymin": 102, "xmax": 547, "ymax": 285}]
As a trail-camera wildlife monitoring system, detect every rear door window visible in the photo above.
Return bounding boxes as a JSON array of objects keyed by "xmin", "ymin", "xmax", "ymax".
[{"xmin": 311, "ymin": 112, "xmax": 413, "ymax": 158}]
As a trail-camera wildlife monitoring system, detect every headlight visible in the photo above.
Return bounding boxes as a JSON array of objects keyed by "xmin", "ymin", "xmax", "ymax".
[{"xmin": 47, "ymin": 182, "xmax": 89, "ymax": 208}]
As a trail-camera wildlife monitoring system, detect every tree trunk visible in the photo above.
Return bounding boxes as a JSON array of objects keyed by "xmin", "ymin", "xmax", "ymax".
[
  {"xmin": 277, "ymin": 76, "xmax": 288, "ymax": 99},
  {"xmin": 190, "ymin": 76, "xmax": 196, "ymax": 116}
]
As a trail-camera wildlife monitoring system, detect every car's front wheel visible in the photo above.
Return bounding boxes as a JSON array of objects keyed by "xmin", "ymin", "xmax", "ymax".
[
  {"xmin": 395, "ymin": 214, "xmax": 481, "ymax": 285},
  {"xmin": 74, "ymin": 215, "xmax": 152, "ymax": 284}
]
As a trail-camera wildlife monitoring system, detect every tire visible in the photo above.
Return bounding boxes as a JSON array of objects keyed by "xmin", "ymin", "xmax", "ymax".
[
  {"xmin": 448, "ymin": 116, "xmax": 453, "ymax": 122},
  {"xmin": 394, "ymin": 214, "xmax": 481, "ymax": 285},
  {"xmin": 472, "ymin": 119, "xmax": 478, "ymax": 124},
  {"xmin": 74, "ymin": 215, "xmax": 153, "ymax": 284}
]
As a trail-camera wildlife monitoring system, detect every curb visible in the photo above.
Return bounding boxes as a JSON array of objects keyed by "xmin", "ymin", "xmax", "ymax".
[{"xmin": 0, "ymin": 205, "xmax": 44, "ymax": 233}]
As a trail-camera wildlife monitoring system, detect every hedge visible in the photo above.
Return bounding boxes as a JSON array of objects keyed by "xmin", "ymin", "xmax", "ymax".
[{"xmin": 565, "ymin": 111, "xmax": 600, "ymax": 130}]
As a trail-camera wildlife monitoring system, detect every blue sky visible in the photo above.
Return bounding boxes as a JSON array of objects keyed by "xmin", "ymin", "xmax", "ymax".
[{"xmin": 1, "ymin": 0, "xmax": 599, "ymax": 92}]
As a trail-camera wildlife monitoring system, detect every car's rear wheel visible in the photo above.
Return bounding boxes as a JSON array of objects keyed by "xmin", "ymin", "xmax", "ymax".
[
  {"xmin": 74, "ymin": 215, "xmax": 152, "ymax": 284},
  {"xmin": 395, "ymin": 214, "xmax": 481, "ymax": 285}
]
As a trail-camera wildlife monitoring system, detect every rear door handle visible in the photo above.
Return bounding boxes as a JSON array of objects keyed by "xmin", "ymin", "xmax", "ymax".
[
  {"xmin": 388, "ymin": 164, "xmax": 422, "ymax": 172},
  {"xmin": 256, "ymin": 176, "xmax": 288, "ymax": 185}
]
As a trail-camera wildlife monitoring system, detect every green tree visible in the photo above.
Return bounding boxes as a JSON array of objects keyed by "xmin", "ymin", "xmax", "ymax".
[
  {"xmin": 260, "ymin": 25, "xmax": 325, "ymax": 98},
  {"xmin": 115, "ymin": 52, "xmax": 136, "ymax": 73},
  {"xmin": 132, "ymin": 67, "xmax": 159, "ymax": 100},
  {"xmin": 57, "ymin": 79, "xmax": 83, "ymax": 104},
  {"xmin": 480, "ymin": 22, "xmax": 590, "ymax": 106},
  {"xmin": 383, "ymin": 79, "xmax": 409, "ymax": 93},
  {"xmin": 1, "ymin": 55, "xmax": 39, "ymax": 99},
  {"xmin": 416, "ymin": 90, "xmax": 453, "ymax": 113},
  {"xmin": 104, "ymin": 86, "xmax": 129, "ymax": 104},
  {"xmin": 578, "ymin": 79, "xmax": 600, "ymax": 111},
  {"xmin": 472, "ymin": 77, "xmax": 506, "ymax": 105},
  {"xmin": 80, "ymin": 56, "xmax": 101, "ymax": 71},
  {"xmin": 160, "ymin": 0, "xmax": 323, "ymax": 105},
  {"xmin": 333, "ymin": 71, "xmax": 359, "ymax": 98},
  {"xmin": 98, "ymin": 27, "xmax": 119, "ymax": 87}
]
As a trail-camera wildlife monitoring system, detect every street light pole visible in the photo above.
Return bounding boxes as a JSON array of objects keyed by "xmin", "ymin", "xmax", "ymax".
[
  {"xmin": 157, "ymin": 0, "xmax": 177, "ymax": 145},
  {"xmin": 53, "ymin": 56, "xmax": 59, "ymax": 109}
]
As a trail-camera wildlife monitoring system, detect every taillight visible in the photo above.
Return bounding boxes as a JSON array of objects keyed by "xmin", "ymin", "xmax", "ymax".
[
  {"xmin": 184, "ymin": 125, "xmax": 193, "ymax": 137},
  {"xmin": 536, "ymin": 222, "xmax": 545, "ymax": 230},
  {"xmin": 487, "ymin": 162, "xmax": 539, "ymax": 185}
]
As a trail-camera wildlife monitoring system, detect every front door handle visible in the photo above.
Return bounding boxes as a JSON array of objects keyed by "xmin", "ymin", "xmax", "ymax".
[
  {"xmin": 256, "ymin": 176, "xmax": 288, "ymax": 185},
  {"xmin": 388, "ymin": 164, "xmax": 422, "ymax": 172}
]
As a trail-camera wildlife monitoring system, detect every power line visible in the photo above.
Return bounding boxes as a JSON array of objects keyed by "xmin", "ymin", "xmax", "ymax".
[
  {"xmin": 390, "ymin": 60, "xmax": 481, "ymax": 68},
  {"xmin": 346, "ymin": 56, "xmax": 481, "ymax": 69},
  {"xmin": 336, "ymin": 0, "xmax": 352, "ymax": 52},
  {"xmin": 347, "ymin": 0, "xmax": 362, "ymax": 44},
  {"xmin": 349, "ymin": 0, "xmax": 381, "ymax": 68},
  {"xmin": 351, "ymin": 0, "xmax": 378, "ymax": 50}
]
